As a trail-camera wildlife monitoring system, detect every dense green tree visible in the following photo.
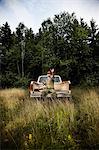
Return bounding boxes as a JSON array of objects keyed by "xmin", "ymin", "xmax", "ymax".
[
  {"xmin": 0, "ymin": 22, "xmax": 12, "ymax": 50},
  {"xmin": 0, "ymin": 12, "xmax": 98, "ymax": 87},
  {"xmin": 87, "ymin": 19, "xmax": 99, "ymax": 85}
]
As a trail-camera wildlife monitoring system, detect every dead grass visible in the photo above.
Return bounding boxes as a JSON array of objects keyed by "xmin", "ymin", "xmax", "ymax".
[
  {"xmin": 0, "ymin": 87, "xmax": 99, "ymax": 149},
  {"xmin": 0, "ymin": 88, "xmax": 25, "ymax": 109}
]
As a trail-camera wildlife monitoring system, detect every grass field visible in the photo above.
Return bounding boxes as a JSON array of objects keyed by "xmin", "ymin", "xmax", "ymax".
[{"xmin": 0, "ymin": 87, "xmax": 99, "ymax": 150}]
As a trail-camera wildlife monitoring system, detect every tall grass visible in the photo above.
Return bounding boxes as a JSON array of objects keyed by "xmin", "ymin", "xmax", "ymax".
[
  {"xmin": 0, "ymin": 87, "xmax": 99, "ymax": 149},
  {"xmin": 75, "ymin": 89, "xmax": 99, "ymax": 148}
]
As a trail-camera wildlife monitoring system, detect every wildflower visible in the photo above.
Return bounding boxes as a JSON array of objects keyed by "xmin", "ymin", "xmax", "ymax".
[
  {"xmin": 28, "ymin": 134, "xmax": 32, "ymax": 140},
  {"xmin": 68, "ymin": 134, "xmax": 72, "ymax": 140}
]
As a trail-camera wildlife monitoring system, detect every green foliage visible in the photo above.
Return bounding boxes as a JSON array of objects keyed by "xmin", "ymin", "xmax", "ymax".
[
  {"xmin": 14, "ymin": 76, "xmax": 30, "ymax": 88},
  {"xmin": 0, "ymin": 12, "xmax": 99, "ymax": 87}
]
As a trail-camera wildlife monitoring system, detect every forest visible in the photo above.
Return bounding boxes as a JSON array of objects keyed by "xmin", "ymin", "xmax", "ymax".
[{"xmin": 0, "ymin": 12, "xmax": 99, "ymax": 88}]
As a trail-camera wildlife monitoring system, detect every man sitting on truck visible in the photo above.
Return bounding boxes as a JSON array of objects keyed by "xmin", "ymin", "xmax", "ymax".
[{"xmin": 46, "ymin": 68, "xmax": 54, "ymax": 90}]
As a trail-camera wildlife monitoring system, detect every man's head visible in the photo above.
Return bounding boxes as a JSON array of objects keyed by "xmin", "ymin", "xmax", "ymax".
[
  {"xmin": 47, "ymin": 70, "xmax": 51, "ymax": 77},
  {"xmin": 47, "ymin": 68, "xmax": 55, "ymax": 78}
]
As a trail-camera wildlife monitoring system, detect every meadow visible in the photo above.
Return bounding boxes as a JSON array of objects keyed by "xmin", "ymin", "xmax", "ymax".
[{"xmin": 0, "ymin": 87, "xmax": 99, "ymax": 150}]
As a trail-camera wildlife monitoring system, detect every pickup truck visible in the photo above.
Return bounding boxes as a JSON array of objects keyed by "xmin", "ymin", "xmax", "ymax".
[{"xmin": 29, "ymin": 75, "xmax": 71, "ymax": 98}]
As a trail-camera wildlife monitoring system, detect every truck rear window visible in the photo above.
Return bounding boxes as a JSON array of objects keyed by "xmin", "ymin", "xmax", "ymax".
[
  {"xmin": 39, "ymin": 77, "xmax": 47, "ymax": 83},
  {"xmin": 39, "ymin": 76, "xmax": 61, "ymax": 83},
  {"xmin": 54, "ymin": 77, "xmax": 60, "ymax": 82}
]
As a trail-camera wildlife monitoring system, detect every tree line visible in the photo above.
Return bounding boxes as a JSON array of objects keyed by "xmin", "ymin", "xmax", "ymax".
[{"xmin": 0, "ymin": 12, "xmax": 99, "ymax": 88}]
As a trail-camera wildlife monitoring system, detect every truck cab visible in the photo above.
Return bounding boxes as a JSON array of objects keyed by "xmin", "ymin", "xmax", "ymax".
[{"xmin": 29, "ymin": 75, "xmax": 71, "ymax": 98}]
